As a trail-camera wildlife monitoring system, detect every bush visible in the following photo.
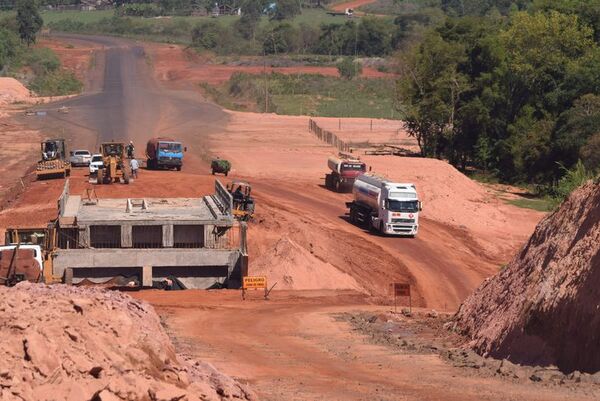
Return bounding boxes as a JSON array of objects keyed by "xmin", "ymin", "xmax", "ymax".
[
  {"xmin": 262, "ymin": 22, "xmax": 299, "ymax": 55},
  {"xmin": 29, "ymin": 69, "xmax": 82, "ymax": 96},
  {"xmin": 23, "ymin": 48, "xmax": 61, "ymax": 75},
  {"xmin": 581, "ymin": 133, "xmax": 600, "ymax": 173},
  {"xmin": 119, "ymin": 4, "xmax": 162, "ymax": 17},
  {"xmin": 337, "ymin": 58, "xmax": 362, "ymax": 80}
]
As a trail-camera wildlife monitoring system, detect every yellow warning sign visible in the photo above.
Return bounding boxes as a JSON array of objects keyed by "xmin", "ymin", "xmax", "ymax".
[{"xmin": 243, "ymin": 276, "xmax": 267, "ymax": 289}]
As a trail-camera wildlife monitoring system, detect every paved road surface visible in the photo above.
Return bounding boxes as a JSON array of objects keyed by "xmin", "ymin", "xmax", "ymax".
[{"xmin": 27, "ymin": 35, "xmax": 227, "ymax": 157}]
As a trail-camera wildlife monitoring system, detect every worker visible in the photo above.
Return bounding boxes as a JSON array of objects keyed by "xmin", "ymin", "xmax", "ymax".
[
  {"xmin": 126, "ymin": 141, "xmax": 135, "ymax": 158},
  {"xmin": 130, "ymin": 158, "xmax": 139, "ymax": 179},
  {"xmin": 233, "ymin": 186, "xmax": 244, "ymax": 207}
]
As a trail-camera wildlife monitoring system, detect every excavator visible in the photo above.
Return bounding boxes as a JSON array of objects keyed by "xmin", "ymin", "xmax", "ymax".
[{"xmin": 90, "ymin": 142, "xmax": 130, "ymax": 184}]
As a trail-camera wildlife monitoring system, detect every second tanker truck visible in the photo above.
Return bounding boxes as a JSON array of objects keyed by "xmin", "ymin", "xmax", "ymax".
[
  {"xmin": 346, "ymin": 173, "xmax": 422, "ymax": 236},
  {"xmin": 325, "ymin": 155, "xmax": 367, "ymax": 192}
]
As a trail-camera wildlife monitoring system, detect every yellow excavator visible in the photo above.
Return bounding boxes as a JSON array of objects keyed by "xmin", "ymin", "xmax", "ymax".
[{"xmin": 91, "ymin": 142, "xmax": 130, "ymax": 184}]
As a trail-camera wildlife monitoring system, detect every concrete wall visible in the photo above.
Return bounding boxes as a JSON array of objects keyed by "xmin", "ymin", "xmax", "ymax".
[{"xmin": 53, "ymin": 248, "xmax": 242, "ymax": 289}]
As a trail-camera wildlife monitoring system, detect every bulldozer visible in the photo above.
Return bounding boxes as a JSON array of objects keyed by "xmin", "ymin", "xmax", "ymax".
[
  {"xmin": 36, "ymin": 139, "xmax": 71, "ymax": 179},
  {"xmin": 90, "ymin": 142, "xmax": 130, "ymax": 184},
  {"xmin": 227, "ymin": 181, "xmax": 255, "ymax": 221}
]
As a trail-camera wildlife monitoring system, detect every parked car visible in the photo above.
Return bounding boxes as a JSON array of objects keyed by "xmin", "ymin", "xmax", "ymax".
[
  {"xmin": 69, "ymin": 150, "xmax": 91, "ymax": 166},
  {"xmin": 89, "ymin": 154, "xmax": 103, "ymax": 174}
]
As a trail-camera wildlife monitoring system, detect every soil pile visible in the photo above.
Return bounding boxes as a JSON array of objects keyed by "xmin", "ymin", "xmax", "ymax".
[
  {"xmin": 0, "ymin": 282, "xmax": 255, "ymax": 401},
  {"xmin": 0, "ymin": 78, "xmax": 32, "ymax": 105},
  {"xmin": 453, "ymin": 180, "xmax": 600, "ymax": 373}
]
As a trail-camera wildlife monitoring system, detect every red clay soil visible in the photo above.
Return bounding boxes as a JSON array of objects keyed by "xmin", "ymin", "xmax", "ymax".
[
  {"xmin": 146, "ymin": 43, "xmax": 392, "ymax": 87},
  {"xmin": 0, "ymin": 282, "xmax": 254, "ymax": 401},
  {"xmin": 454, "ymin": 180, "xmax": 600, "ymax": 374},
  {"xmin": 36, "ymin": 38, "xmax": 100, "ymax": 82},
  {"xmin": 331, "ymin": 0, "xmax": 378, "ymax": 12},
  {"xmin": 134, "ymin": 289, "xmax": 599, "ymax": 401}
]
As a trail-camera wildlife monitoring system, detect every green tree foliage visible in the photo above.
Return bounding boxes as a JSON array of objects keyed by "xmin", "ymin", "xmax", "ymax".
[
  {"xmin": 336, "ymin": 57, "xmax": 362, "ymax": 80},
  {"xmin": 16, "ymin": 0, "xmax": 43, "ymax": 46},
  {"xmin": 262, "ymin": 22, "xmax": 299, "ymax": 54},
  {"xmin": 235, "ymin": 0, "xmax": 267, "ymax": 40},
  {"xmin": 0, "ymin": 28, "xmax": 20, "ymax": 71},
  {"xmin": 272, "ymin": 0, "xmax": 301, "ymax": 20},
  {"xmin": 398, "ymin": 9, "xmax": 600, "ymax": 185}
]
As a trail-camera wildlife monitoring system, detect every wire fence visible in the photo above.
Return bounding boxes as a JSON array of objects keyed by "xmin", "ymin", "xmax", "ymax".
[{"xmin": 308, "ymin": 119, "xmax": 351, "ymax": 152}]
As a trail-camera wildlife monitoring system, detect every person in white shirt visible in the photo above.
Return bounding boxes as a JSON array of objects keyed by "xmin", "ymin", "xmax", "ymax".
[{"xmin": 130, "ymin": 158, "xmax": 139, "ymax": 178}]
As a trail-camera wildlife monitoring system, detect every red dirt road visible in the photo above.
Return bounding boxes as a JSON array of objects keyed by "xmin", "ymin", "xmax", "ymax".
[
  {"xmin": 0, "ymin": 35, "xmax": 565, "ymax": 401},
  {"xmin": 134, "ymin": 290, "xmax": 598, "ymax": 401},
  {"xmin": 331, "ymin": 0, "xmax": 378, "ymax": 12}
]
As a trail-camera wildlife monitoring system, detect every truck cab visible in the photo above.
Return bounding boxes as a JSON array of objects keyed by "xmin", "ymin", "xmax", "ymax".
[
  {"xmin": 147, "ymin": 138, "xmax": 184, "ymax": 170},
  {"xmin": 375, "ymin": 184, "xmax": 421, "ymax": 236},
  {"xmin": 349, "ymin": 174, "xmax": 422, "ymax": 237}
]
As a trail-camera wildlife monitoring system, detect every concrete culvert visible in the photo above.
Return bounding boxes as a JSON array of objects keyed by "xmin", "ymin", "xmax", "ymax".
[{"xmin": 453, "ymin": 180, "xmax": 600, "ymax": 374}]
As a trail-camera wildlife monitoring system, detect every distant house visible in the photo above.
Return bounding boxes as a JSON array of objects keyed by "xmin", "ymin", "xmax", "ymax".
[{"xmin": 212, "ymin": 3, "xmax": 241, "ymax": 17}]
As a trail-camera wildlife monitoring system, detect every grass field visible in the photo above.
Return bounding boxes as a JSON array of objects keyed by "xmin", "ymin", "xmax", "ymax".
[
  {"xmin": 203, "ymin": 72, "xmax": 400, "ymax": 119},
  {"xmin": 506, "ymin": 197, "xmax": 555, "ymax": 212},
  {"xmin": 0, "ymin": 8, "xmax": 351, "ymax": 29}
]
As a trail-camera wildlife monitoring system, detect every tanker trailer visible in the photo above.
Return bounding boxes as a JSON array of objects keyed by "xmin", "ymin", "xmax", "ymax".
[
  {"xmin": 346, "ymin": 173, "xmax": 422, "ymax": 236},
  {"xmin": 325, "ymin": 155, "xmax": 366, "ymax": 192}
]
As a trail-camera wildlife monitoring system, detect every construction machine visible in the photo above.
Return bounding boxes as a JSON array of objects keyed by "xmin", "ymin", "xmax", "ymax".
[
  {"xmin": 90, "ymin": 142, "xmax": 130, "ymax": 184},
  {"xmin": 227, "ymin": 181, "xmax": 255, "ymax": 221},
  {"xmin": 36, "ymin": 139, "xmax": 71, "ymax": 179}
]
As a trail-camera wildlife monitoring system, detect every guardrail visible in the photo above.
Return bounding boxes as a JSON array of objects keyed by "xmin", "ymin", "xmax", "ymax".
[{"xmin": 308, "ymin": 119, "xmax": 351, "ymax": 152}]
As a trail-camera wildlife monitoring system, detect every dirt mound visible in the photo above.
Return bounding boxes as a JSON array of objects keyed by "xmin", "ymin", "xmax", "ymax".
[
  {"xmin": 453, "ymin": 180, "xmax": 600, "ymax": 373},
  {"xmin": 0, "ymin": 282, "xmax": 255, "ymax": 401},
  {"xmin": 0, "ymin": 78, "xmax": 32, "ymax": 105}
]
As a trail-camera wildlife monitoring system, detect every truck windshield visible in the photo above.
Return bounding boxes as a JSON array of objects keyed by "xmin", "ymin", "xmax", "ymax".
[
  {"xmin": 386, "ymin": 199, "xmax": 419, "ymax": 213},
  {"xmin": 159, "ymin": 142, "xmax": 182, "ymax": 152},
  {"xmin": 341, "ymin": 163, "xmax": 365, "ymax": 171}
]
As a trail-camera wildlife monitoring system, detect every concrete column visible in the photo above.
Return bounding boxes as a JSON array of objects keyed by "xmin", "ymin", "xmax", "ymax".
[
  {"xmin": 121, "ymin": 224, "xmax": 132, "ymax": 248},
  {"xmin": 64, "ymin": 268, "xmax": 73, "ymax": 285},
  {"xmin": 80, "ymin": 226, "xmax": 90, "ymax": 248},
  {"xmin": 204, "ymin": 225, "xmax": 214, "ymax": 249},
  {"xmin": 142, "ymin": 265, "xmax": 153, "ymax": 287},
  {"xmin": 163, "ymin": 224, "xmax": 173, "ymax": 248}
]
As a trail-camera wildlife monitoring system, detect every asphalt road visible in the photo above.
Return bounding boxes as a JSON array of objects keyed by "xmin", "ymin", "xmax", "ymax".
[{"xmin": 27, "ymin": 35, "xmax": 228, "ymax": 156}]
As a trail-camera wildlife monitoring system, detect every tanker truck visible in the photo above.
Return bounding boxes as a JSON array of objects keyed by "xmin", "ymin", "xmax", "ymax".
[
  {"xmin": 325, "ymin": 155, "xmax": 366, "ymax": 192},
  {"xmin": 346, "ymin": 173, "xmax": 422, "ymax": 236}
]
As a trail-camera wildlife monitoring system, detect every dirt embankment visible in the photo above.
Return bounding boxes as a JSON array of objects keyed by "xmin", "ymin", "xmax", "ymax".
[
  {"xmin": 0, "ymin": 282, "xmax": 255, "ymax": 401},
  {"xmin": 454, "ymin": 180, "xmax": 600, "ymax": 373}
]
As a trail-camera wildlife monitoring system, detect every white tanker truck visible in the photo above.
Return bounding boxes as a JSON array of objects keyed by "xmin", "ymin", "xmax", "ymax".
[{"xmin": 346, "ymin": 173, "xmax": 422, "ymax": 236}]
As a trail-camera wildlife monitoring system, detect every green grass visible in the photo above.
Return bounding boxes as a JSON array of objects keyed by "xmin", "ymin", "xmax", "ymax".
[
  {"xmin": 30, "ymin": 8, "xmax": 348, "ymax": 29},
  {"xmin": 506, "ymin": 197, "xmax": 554, "ymax": 212},
  {"xmin": 40, "ymin": 9, "xmax": 114, "ymax": 24},
  {"xmin": 204, "ymin": 72, "xmax": 400, "ymax": 119}
]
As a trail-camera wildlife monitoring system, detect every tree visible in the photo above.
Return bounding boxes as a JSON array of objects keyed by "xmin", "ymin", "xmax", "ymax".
[
  {"xmin": 0, "ymin": 28, "xmax": 19, "ymax": 72},
  {"xmin": 272, "ymin": 0, "xmax": 301, "ymax": 20},
  {"xmin": 16, "ymin": 0, "xmax": 43, "ymax": 46},
  {"xmin": 236, "ymin": 0, "xmax": 266, "ymax": 40},
  {"xmin": 397, "ymin": 32, "xmax": 468, "ymax": 158},
  {"xmin": 262, "ymin": 22, "xmax": 299, "ymax": 54},
  {"xmin": 336, "ymin": 58, "xmax": 362, "ymax": 80},
  {"xmin": 580, "ymin": 133, "xmax": 600, "ymax": 172}
]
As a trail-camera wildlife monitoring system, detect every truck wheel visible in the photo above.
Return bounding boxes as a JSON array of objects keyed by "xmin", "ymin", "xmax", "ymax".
[
  {"xmin": 147, "ymin": 159, "xmax": 152, "ymax": 170},
  {"xmin": 225, "ymin": 171, "xmax": 228, "ymax": 176},
  {"xmin": 211, "ymin": 169, "xmax": 215, "ymax": 175},
  {"xmin": 325, "ymin": 174, "xmax": 332, "ymax": 189},
  {"xmin": 176, "ymin": 166, "xmax": 181, "ymax": 171}
]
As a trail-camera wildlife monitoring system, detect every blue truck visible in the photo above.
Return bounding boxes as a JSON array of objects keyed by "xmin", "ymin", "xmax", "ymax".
[{"xmin": 146, "ymin": 137, "xmax": 185, "ymax": 170}]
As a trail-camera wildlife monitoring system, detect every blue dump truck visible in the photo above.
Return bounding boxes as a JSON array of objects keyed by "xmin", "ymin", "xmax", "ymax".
[{"xmin": 146, "ymin": 137, "xmax": 185, "ymax": 170}]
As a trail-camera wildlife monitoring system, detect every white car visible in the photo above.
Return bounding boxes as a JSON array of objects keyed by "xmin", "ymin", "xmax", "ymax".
[
  {"xmin": 89, "ymin": 154, "xmax": 103, "ymax": 174},
  {"xmin": 69, "ymin": 150, "xmax": 91, "ymax": 166}
]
